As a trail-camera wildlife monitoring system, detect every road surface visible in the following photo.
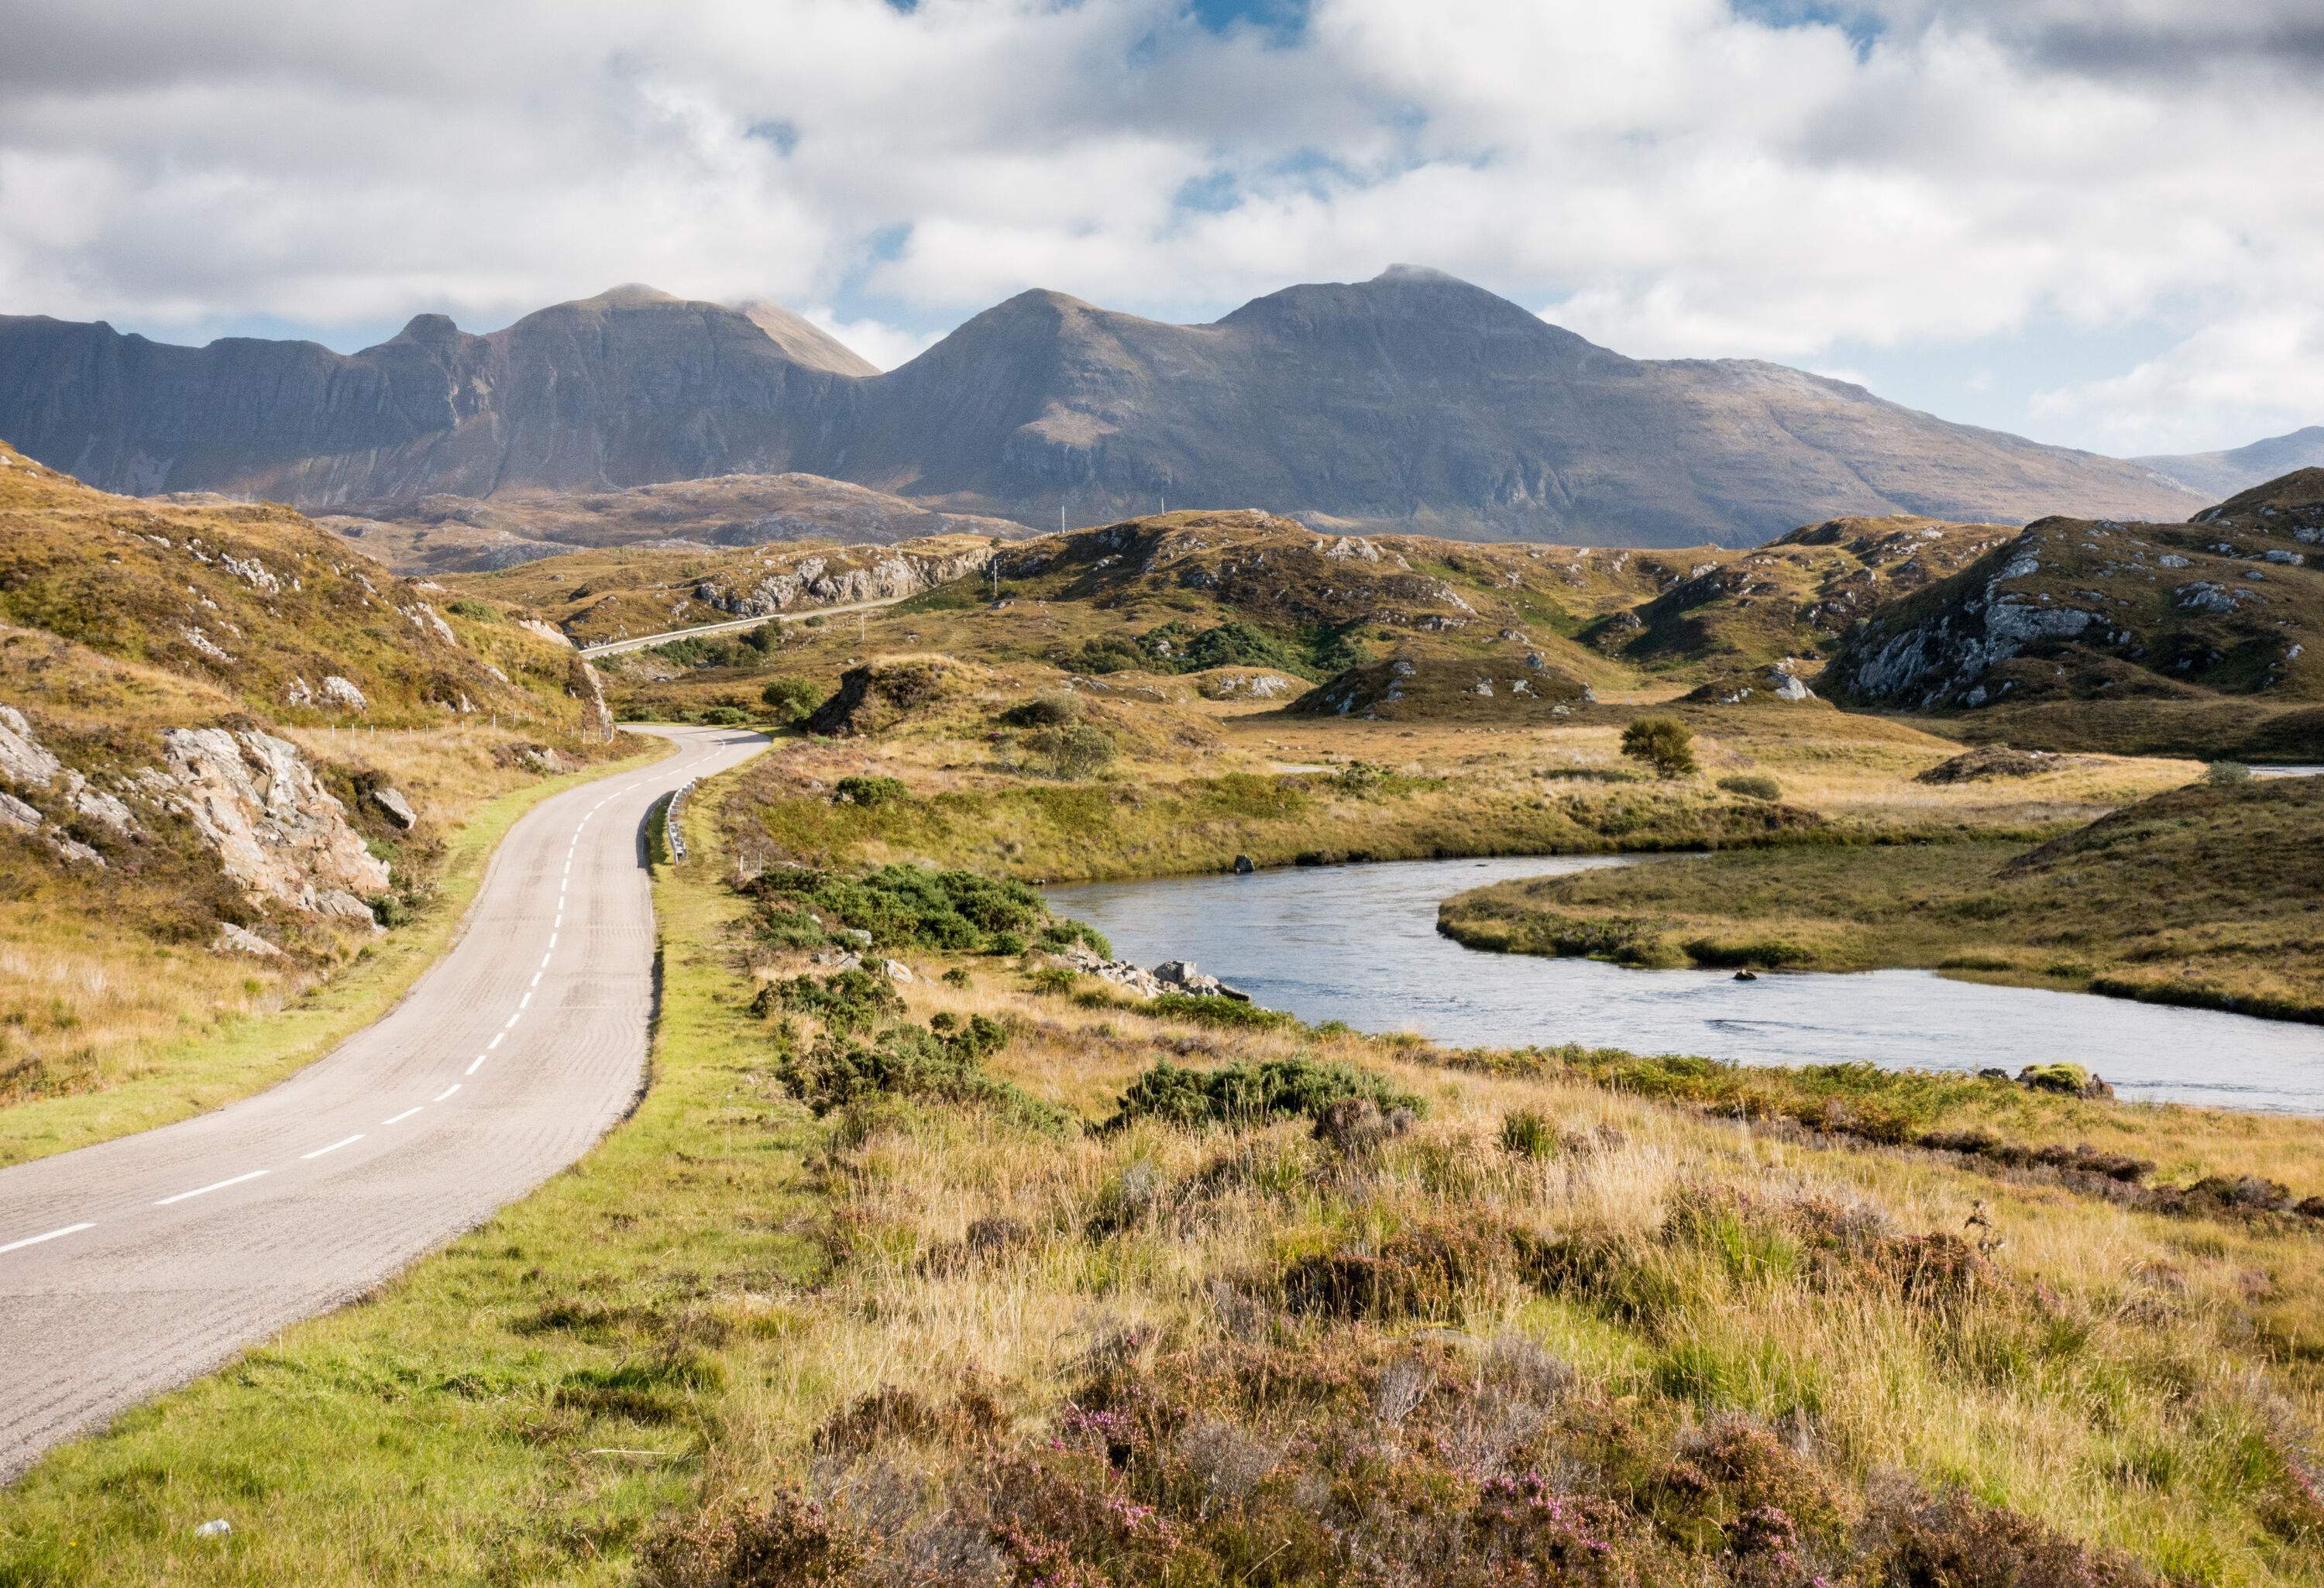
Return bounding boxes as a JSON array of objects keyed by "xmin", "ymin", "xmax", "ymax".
[
  {"xmin": 0, "ymin": 724, "xmax": 766, "ymax": 1483},
  {"xmin": 577, "ymin": 595, "xmax": 913, "ymax": 658}
]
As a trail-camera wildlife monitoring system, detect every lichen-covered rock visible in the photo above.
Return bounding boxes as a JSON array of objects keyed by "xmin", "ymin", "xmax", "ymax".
[
  {"xmin": 0, "ymin": 703, "xmax": 64, "ymax": 787},
  {"xmin": 152, "ymin": 727, "xmax": 390, "ymax": 919},
  {"xmin": 370, "ymin": 785, "xmax": 418, "ymax": 830},
  {"xmin": 215, "ymin": 921, "xmax": 289, "ymax": 959},
  {"xmin": 320, "ymin": 675, "xmax": 369, "ymax": 712}
]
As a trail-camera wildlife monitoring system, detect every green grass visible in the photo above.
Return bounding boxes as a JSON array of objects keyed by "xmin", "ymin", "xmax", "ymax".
[
  {"xmin": 739, "ymin": 763, "xmax": 1867, "ymax": 883},
  {"xmin": 0, "ymin": 737, "xmax": 676, "ymax": 1169},
  {"xmin": 1439, "ymin": 775, "xmax": 2324, "ymax": 1020}
]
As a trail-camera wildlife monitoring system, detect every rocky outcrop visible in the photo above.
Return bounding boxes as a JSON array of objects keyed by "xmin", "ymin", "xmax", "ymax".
[
  {"xmin": 696, "ymin": 546, "xmax": 995, "ymax": 617},
  {"xmin": 148, "ymin": 727, "xmax": 389, "ymax": 923},
  {"xmin": 1826, "ymin": 472, "xmax": 2324, "ymax": 711},
  {"xmin": 0, "ymin": 703, "xmax": 134, "ymax": 862},
  {"xmin": 1683, "ymin": 664, "xmax": 1820, "ymax": 705},
  {"xmin": 1051, "ymin": 945, "xmax": 1250, "ymax": 1002},
  {"xmin": 566, "ymin": 657, "xmax": 614, "ymax": 742}
]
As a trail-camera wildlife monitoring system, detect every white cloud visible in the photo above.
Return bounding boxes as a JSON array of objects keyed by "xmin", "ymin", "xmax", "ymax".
[
  {"xmin": 0, "ymin": 0, "xmax": 2315, "ymax": 452},
  {"xmin": 2033, "ymin": 308, "xmax": 2324, "ymax": 455},
  {"xmin": 800, "ymin": 309, "xmax": 940, "ymax": 373}
]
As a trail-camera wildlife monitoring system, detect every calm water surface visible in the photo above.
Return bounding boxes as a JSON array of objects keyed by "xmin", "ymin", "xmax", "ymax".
[{"xmin": 1045, "ymin": 855, "xmax": 2324, "ymax": 1115}]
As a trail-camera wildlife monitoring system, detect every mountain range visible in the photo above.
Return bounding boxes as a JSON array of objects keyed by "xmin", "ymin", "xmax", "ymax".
[{"xmin": 0, "ymin": 266, "xmax": 2274, "ymax": 548}]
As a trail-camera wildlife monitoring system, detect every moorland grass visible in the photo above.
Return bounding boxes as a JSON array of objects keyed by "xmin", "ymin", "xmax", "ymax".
[
  {"xmin": 10, "ymin": 772, "xmax": 2324, "ymax": 1584},
  {"xmin": 1438, "ymin": 775, "xmax": 2324, "ymax": 1020}
]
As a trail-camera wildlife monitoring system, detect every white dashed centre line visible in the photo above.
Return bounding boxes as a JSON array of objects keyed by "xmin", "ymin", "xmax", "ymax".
[
  {"xmin": 0, "ymin": 1222, "xmax": 95, "ymax": 1256},
  {"xmin": 465, "ymin": 1054, "xmax": 486, "ymax": 1076},
  {"xmin": 433, "ymin": 1084, "xmax": 460, "ymax": 1102},
  {"xmin": 301, "ymin": 1134, "xmax": 363, "ymax": 1160},
  {"xmin": 156, "ymin": 1169, "xmax": 268, "ymax": 1206},
  {"xmin": 383, "ymin": 1107, "xmax": 422, "ymax": 1127}
]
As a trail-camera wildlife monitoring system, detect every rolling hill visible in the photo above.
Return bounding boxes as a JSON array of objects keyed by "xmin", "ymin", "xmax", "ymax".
[
  {"xmin": 321, "ymin": 473, "xmax": 1032, "ymax": 576},
  {"xmin": 0, "ymin": 269, "xmax": 2203, "ymax": 547},
  {"xmin": 2137, "ymin": 424, "xmax": 2324, "ymax": 501}
]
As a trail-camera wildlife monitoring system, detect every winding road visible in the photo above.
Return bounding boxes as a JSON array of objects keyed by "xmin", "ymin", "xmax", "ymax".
[
  {"xmin": 0, "ymin": 724, "xmax": 766, "ymax": 1483},
  {"xmin": 576, "ymin": 595, "xmax": 913, "ymax": 658}
]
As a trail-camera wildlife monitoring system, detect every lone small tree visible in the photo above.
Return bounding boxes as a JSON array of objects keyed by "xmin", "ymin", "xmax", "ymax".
[
  {"xmin": 761, "ymin": 675, "xmax": 823, "ymax": 725},
  {"xmin": 1621, "ymin": 716, "xmax": 1697, "ymax": 779}
]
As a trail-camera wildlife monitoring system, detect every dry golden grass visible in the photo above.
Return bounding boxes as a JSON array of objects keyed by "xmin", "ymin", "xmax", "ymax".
[{"xmin": 8, "ymin": 776, "xmax": 2321, "ymax": 1585}]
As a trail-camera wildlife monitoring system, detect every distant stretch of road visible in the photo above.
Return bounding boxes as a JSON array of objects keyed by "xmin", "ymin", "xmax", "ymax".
[
  {"xmin": 578, "ymin": 595, "xmax": 913, "ymax": 658},
  {"xmin": 0, "ymin": 724, "xmax": 767, "ymax": 1483}
]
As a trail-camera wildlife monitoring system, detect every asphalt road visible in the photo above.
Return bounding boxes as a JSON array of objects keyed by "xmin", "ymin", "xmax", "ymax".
[
  {"xmin": 0, "ymin": 724, "xmax": 766, "ymax": 1483},
  {"xmin": 577, "ymin": 595, "xmax": 911, "ymax": 658}
]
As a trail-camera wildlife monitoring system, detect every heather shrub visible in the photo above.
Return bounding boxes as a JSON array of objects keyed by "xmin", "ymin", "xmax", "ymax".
[{"xmin": 1101, "ymin": 1055, "xmax": 1424, "ymax": 1133}]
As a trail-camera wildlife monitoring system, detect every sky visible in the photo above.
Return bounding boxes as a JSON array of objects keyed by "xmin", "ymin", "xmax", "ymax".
[{"xmin": 2, "ymin": 0, "xmax": 2319, "ymax": 457}]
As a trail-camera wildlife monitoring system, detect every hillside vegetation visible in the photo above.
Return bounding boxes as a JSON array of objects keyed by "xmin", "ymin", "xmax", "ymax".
[
  {"xmin": 0, "ymin": 445, "xmax": 644, "ymax": 1157},
  {"xmin": 1440, "ymin": 775, "xmax": 2324, "ymax": 1019}
]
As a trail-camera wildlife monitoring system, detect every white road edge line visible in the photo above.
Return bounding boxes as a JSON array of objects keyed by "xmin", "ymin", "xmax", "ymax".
[
  {"xmin": 383, "ymin": 1107, "xmax": 422, "ymax": 1126},
  {"xmin": 156, "ymin": 1169, "xmax": 267, "ymax": 1206},
  {"xmin": 301, "ymin": 1134, "xmax": 364, "ymax": 1160},
  {"xmin": 0, "ymin": 1221, "xmax": 95, "ymax": 1256},
  {"xmin": 433, "ymin": 1084, "xmax": 460, "ymax": 1102}
]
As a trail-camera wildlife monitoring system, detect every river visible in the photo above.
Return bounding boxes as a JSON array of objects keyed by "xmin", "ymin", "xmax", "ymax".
[{"xmin": 1044, "ymin": 854, "xmax": 2324, "ymax": 1114}]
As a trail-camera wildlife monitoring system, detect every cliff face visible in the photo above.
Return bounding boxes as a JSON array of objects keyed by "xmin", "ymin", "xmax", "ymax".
[{"xmin": 0, "ymin": 269, "xmax": 2207, "ymax": 546}]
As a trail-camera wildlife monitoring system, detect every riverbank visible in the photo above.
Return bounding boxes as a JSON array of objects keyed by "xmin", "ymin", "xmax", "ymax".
[
  {"xmin": 1438, "ymin": 774, "xmax": 2324, "ymax": 1025},
  {"xmin": 10, "ymin": 768, "xmax": 2324, "ymax": 1585}
]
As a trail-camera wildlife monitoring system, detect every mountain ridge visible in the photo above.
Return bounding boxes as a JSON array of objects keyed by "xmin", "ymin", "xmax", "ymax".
[{"xmin": 0, "ymin": 267, "xmax": 2207, "ymax": 546}]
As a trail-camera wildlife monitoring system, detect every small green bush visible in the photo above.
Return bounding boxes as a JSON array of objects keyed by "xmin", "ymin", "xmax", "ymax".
[
  {"xmin": 1026, "ymin": 724, "xmax": 1118, "ymax": 779},
  {"xmin": 1102, "ymin": 1056, "xmax": 1424, "ymax": 1132},
  {"xmin": 2205, "ymin": 760, "xmax": 2252, "ymax": 785},
  {"xmin": 1002, "ymin": 692, "xmax": 1085, "ymax": 727},
  {"xmin": 751, "ymin": 969, "xmax": 902, "ymax": 1034},
  {"xmin": 1717, "ymin": 772, "xmax": 1783, "ymax": 802},
  {"xmin": 698, "ymin": 705, "xmax": 753, "ymax": 726},
  {"xmin": 445, "ymin": 598, "xmax": 498, "ymax": 622},
  {"xmin": 834, "ymin": 775, "xmax": 906, "ymax": 808},
  {"xmin": 1500, "ymin": 1109, "xmax": 1556, "ymax": 1158},
  {"xmin": 761, "ymin": 675, "xmax": 824, "ymax": 723},
  {"xmin": 748, "ymin": 864, "xmax": 1050, "ymax": 954},
  {"xmin": 775, "ymin": 1015, "xmax": 1066, "ymax": 1132}
]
